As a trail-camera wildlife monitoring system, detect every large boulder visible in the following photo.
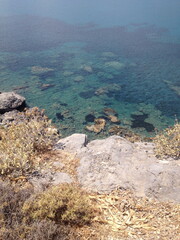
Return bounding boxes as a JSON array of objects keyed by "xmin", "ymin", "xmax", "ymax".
[
  {"xmin": 0, "ymin": 92, "xmax": 26, "ymax": 113},
  {"xmin": 56, "ymin": 133, "xmax": 88, "ymax": 153},
  {"xmin": 57, "ymin": 134, "xmax": 180, "ymax": 202}
]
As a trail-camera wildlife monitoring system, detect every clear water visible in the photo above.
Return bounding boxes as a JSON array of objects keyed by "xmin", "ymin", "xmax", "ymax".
[{"xmin": 0, "ymin": 0, "xmax": 180, "ymax": 138}]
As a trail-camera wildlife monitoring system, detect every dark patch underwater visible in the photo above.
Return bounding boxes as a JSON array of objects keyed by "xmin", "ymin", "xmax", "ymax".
[{"xmin": 0, "ymin": 15, "xmax": 180, "ymax": 138}]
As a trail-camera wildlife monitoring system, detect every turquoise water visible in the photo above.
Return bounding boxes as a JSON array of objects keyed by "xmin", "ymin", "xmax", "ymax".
[{"xmin": 0, "ymin": 1, "xmax": 180, "ymax": 138}]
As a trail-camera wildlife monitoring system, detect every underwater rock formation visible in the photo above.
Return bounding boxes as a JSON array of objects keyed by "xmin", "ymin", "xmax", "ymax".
[
  {"xmin": 103, "ymin": 107, "xmax": 118, "ymax": 116},
  {"xmin": 56, "ymin": 110, "xmax": 73, "ymax": 121},
  {"xmin": 164, "ymin": 80, "xmax": 180, "ymax": 97},
  {"xmin": 131, "ymin": 113, "xmax": 155, "ymax": 132},
  {"xmin": 104, "ymin": 61, "xmax": 125, "ymax": 70},
  {"xmin": 86, "ymin": 118, "xmax": 106, "ymax": 133},
  {"xmin": 108, "ymin": 115, "xmax": 120, "ymax": 123},
  {"xmin": 95, "ymin": 87, "xmax": 109, "ymax": 96},
  {"xmin": 108, "ymin": 125, "xmax": 141, "ymax": 142},
  {"xmin": 13, "ymin": 85, "xmax": 29, "ymax": 91},
  {"xmin": 102, "ymin": 107, "xmax": 120, "ymax": 123},
  {"xmin": 81, "ymin": 65, "xmax": 93, "ymax": 73},
  {"xmin": 63, "ymin": 71, "xmax": 74, "ymax": 76},
  {"xmin": 101, "ymin": 52, "xmax": 116, "ymax": 58},
  {"xmin": 79, "ymin": 90, "xmax": 95, "ymax": 99},
  {"xmin": 85, "ymin": 113, "xmax": 96, "ymax": 123},
  {"xmin": 74, "ymin": 75, "xmax": 84, "ymax": 82},
  {"xmin": 40, "ymin": 83, "xmax": 55, "ymax": 91},
  {"xmin": 95, "ymin": 84, "xmax": 121, "ymax": 96},
  {"xmin": 31, "ymin": 66, "xmax": 54, "ymax": 75},
  {"xmin": 56, "ymin": 112, "xmax": 64, "ymax": 120}
]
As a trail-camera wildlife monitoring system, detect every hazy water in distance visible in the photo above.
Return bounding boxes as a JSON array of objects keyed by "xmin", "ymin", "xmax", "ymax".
[{"xmin": 0, "ymin": 0, "xmax": 180, "ymax": 138}]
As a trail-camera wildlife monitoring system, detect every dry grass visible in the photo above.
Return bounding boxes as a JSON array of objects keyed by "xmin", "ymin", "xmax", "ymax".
[
  {"xmin": 0, "ymin": 107, "xmax": 179, "ymax": 239},
  {"xmin": 38, "ymin": 149, "xmax": 80, "ymax": 182},
  {"xmin": 87, "ymin": 190, "xmax": 180, "ymax": 240},
  {"xmin": 0, "ymin": 180, "xmax": 179, "ymax": 240},
  {"xmin": 0, "ymin": 107, "xmax": 58, "ymax": 177},
  {"xmin": 153, "ymin": 122, "xmax": 180, "ymax": 159},
  {"xmin": 22, "ymin": 183, "xmax": 94, "ymax": 225}
]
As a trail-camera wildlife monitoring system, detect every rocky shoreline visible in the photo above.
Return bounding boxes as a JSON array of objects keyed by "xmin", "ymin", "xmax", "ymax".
[{"xmin": 0, "ymin": 92, "xmax": 180, "ymax": 203}]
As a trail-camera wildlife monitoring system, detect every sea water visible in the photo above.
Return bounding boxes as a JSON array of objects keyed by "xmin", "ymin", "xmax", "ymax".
[{"xmin": 0, "ymin": 0, "xmax": 180, "ymax": 138}]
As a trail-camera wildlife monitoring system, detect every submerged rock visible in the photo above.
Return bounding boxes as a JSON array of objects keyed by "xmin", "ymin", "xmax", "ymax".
[
  {"xmin": 56, "ymin": 112, "xmax": 64, "ymax": 120},
  {"xmin": 164, "ymin": 80, "xmax": 180, "ymax": 97},
  {"xmin": 40, "ymin": 83, "xmax": 55, "ymax": 91},
  {"xmin": 101, "ymin": 52, "xmax": 116, "ymax": 58},
  {"xmin": 108, "ymin": 115, "xmax": 120, "ymax": 123},
  {"xmin": 95, "ymin": 84, "xmax": 121, "ymax": 96},
  {"xmin": 86, "ymin": 118, "xmax": 106, "ymax": 133},
  {"xmin": 56, "ymin": 110, "xmax": 73, "ymax": 121},
  {"xmin": 103, "ymin": 107, "xmax": 118, "ymax": 116},
  {"xmin": 13, "ymin": 85, "xmax": 29, "ymax": 91},
  {"xmin": 82, "ymin": 65, "xmax": 93, "ymax": 73},
  {"xmin": 95, "ymin": 87, "xmax": 109, "ymax": 96},
  {"xmin": 31, "ymin": 66, "xmax": 54, "ymax": 75},
  {"xmin": 79, "ymin": 90, "xmax": 95, "ymax": 99},
  {"xmin": 108, "ymin": 125, "xmax": 141, "ymax": 142},
  {"xmin": 104, "ymin": 61, "xmax": 125, "ymax": 70},
  {"xmin": 74, "ymin": 75, "xmax": 84, "ymax": 82},
  {"xmin": 97, "ymin": 71, "xmax": 114, "ymax": 80},
  {"xmin": 131, "ymin": 113, "xmax": 155, "ymax": 132},
  {"xmin": 0, "ymin": 92, "xmax": 26, "ymax": 113},
  {"xmin": 85, "ymin": 113, "xmax": 96, "ymax": 123},
  {"xmin": 63, "ymin": 71, "xmax": 74, "ymax": 76},
  {"xmin": 102, "ymin": 107, "xmax": 120, "ymax": 123}
]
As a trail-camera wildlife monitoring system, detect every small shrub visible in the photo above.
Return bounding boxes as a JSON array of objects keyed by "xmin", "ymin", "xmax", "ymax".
[
  {"xmin": 0, "ymin": 181, "xmax": 34, "ymax": 239},
  {"xmin": 22, "ymin": 184, "xmax": 94, "ymax": 225},
  {"xmin": 0, "ymin": 107, "xmax": 58, "ymax": 176},
  {"xmin": 26, "ymin": 220, "xmax": 71, "ymax": 240},
  {"xmin": 0, "ymin": 181, "xmax": 73, "ymax": 240},
  {"xmin": 153, "ymin": 123, "xmax": 180, "ymax": 159}
]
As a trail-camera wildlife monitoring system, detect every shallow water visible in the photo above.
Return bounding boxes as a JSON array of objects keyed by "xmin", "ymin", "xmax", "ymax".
[{"xmin": 0, "ymin": 1, "xmax": 180, "ymax": 138}]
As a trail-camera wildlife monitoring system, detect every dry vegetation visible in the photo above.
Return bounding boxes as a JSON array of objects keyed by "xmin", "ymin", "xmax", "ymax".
[
  {"xmin": 0, "ymin": 181, "xmax": 76, "ymax": 240},
  {"xmin": 0, "ymin": 181, "xmax": 179, "ymax": 240},
  {"xmin": 89, "ymin": 190, "xmax": 180, "ymax": 239},
  {"xmin": 0, "ymin": 107, "xmax": 58, "ymax": 176},
  {"xmin": 22, "ymin": 184, "xmax": 94, "ymax": 225},
  {"xmin": 153, "ymin": 122, "xmax": 180, "ymax": 159},
  {"xmin": 0, "ymin": 108, "xmax": 179, "ymax": 239}
]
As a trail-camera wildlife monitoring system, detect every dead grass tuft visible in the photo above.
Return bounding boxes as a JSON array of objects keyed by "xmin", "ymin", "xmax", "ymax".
[
  {"xmin": 153, "ymin": 122, "xmax": 180, "ymax": 159},
  {"xmin": 0, "ymin": 107, "xmax": 59, "ymax": 177},
  {"xmin": 88, "ymin": 189, "xmax": 180, "ymax": 239}
]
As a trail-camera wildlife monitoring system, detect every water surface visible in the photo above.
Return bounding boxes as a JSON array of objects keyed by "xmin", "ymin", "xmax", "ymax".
[{"xmin": 0, "ymin": 1, "xmax": 180, "ymax": 138}]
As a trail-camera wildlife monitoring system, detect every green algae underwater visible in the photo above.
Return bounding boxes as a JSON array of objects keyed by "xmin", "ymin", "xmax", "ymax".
[{"xmin": 0, "ymin": 16, "xmax": 180, "ymax": 139}]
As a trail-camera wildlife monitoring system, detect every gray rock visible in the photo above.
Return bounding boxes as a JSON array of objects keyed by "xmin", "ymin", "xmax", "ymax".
[
  {"xmin": 29, "ymin": 170, "xmax": 54, "ymax": 192},
  {"xmin": 52, "ymin": 172, "xmax": 73, "ymax": 185},
  {"xmin": 74, "ymin": 135, "xmax": 180, "ymax": 202},
  {"xmin": 29, "ymin": 170, "xmax": 72, "ymax": 192},
  {"xmin": 30, "ymin": 133, "xmax": 180, "ymax": 202},
  {"xmin": 29, "ymin": 133, "xmax": 180, "ymax": 202},
  {"xmin": 56, "ymin": 133, "xmax": 87, "ymax": 153},
  {"xmin": 0, "ymin": 110, "xmax": 19, "ymax": 125},
  {"xmin": 0, "ymin": 92, "xmax": 26, "ymax": 113}
]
